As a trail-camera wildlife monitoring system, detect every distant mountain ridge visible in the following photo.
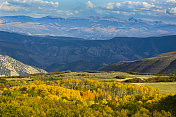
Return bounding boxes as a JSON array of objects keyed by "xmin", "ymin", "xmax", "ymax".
[
  {"xmin": 101, "ymin": 52, "xmax": 176, "ymax": 74},
  {"xmin": 0, "ymin": 15, "xmax": 176, "ymax": 40},
  {"xmin": 0, "ymin": 54, "xmax": 47, "ymax": 76},
  {"xmin": 0, "ymin": 31, "xmax": 176, "ymax": 72}
]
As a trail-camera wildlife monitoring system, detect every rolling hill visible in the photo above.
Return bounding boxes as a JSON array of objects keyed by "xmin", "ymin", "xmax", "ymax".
[
  {"xmin": 101, "ymin": 52, "xmax": 176, "ymax": 74},
  {"xmin": 0, "ymin": 54, "xmax": 47, "ymax": 76}
]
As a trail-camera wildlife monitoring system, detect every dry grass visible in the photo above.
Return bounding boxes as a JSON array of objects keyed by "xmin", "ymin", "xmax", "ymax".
[
  {"xmin": 133, "ymin": 82, "xmax": 176, "ymax": 94},
  {"xmin": 63, "ymin": 72, "xmax": 157, "ymax": 82},
  {"xmin": 6, "ymin": 78, "xmax": 32, "ymax": 81},
  {"xmin": 4, "ymin": 71, "xmax": 157, "ymax": 82},
  {"xmin": 4, "ymin": 71, "xmax": 176, "ymax": 94}
]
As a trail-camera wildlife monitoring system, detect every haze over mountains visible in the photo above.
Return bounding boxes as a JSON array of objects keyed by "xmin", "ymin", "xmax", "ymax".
[
  {"xmin": 0, "ymin": 31, "xmax": 176, "ymax": 72},
  {"xmin": 101, "ymin": 52, "xmax": 176, "ymax": 74},
  {"xmin": 0, "ymin": 16, "xmax": 176, "ymax": 40},
  {"xmin": 0, "ymin": 54, "xmax": 47, "ymax": 76}
]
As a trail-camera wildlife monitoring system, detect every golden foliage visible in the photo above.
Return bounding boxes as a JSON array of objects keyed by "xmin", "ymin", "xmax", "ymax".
[{"xmin": 0, "ymin": 79, "xmax": 175, "ymax": 116}]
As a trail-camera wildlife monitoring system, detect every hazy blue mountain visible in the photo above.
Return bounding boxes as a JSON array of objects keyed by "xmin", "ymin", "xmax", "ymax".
[
  {"xmin": 0, "ymin": 31, "xmax": 176, "ymax": 72},
  {"xmin": 0, "ymin": 16, "xmax": 176, "ymax": 40}
]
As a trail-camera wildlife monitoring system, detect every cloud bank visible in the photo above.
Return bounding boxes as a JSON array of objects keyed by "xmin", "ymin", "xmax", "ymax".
[{"xmin": 0, "ymin": 0, "xmax": 176, "ymax": 23}]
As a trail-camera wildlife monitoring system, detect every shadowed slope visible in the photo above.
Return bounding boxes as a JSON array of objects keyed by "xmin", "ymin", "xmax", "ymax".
[{"xmin": 101, "ymin": 52, "xmax": 176, "ymax": 74}]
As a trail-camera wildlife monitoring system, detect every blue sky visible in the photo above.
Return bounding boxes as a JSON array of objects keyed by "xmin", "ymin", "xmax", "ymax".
[{"xmin": 0, "ymin": 0, "xmax": 176, "ymax": 23}]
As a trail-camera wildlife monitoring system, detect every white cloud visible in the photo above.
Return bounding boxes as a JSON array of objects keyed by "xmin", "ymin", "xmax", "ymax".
[
  {"xmin": 86, "ymin": 1, "xmax": 95, "ymax": 8},
  {"xmin": 95, "ymin": 9, "xmax": 105, "ymax": 14},
  {"xmin": 13, "ymin": 0, "xmax": 27, "ymax": 3},
  {"xmin": 74, "ymin": 10, "xmax": 79, "ymax": 14},
  {"xmin": 121, "ymin": 11, "xmax": 135, "ymax": 15},
  {"xmin": 0, "ymin": 20, "xmax": 4, "ymax": 23},
  {"xmin": 126, "ymin": 1, "xmax": 141, "ymax": 5},
  {"xmin": 153, "ymin": 9, "xmax": 167, "ymax": 14},
  {"xmin": 101, "ymin": 1, "xmax": 158, "ymax": 17},
  {"xmin": 122, "ymin": 1, "xmax": 155, "ymax": 9},
  {"xmin": 116, "ymin": 3, "xmax": 121, "ymax": 8},
  {"xmin": 0, "ymin": 1, "xmax": 22, "ymax": 11},
  {"xmin": 57, "ymin": 10, "xmax": 73, "ymax": 16},
  {"xmin": 157, "ymin": 30, "xmax": 169, "ymax": 34},
  {"xmin": 166, "ymin": 0, "xmax": 176, "ymax": 3},
  {"xmin": 105, "ymin": 2, "xmax": 114, "ymax": 9},
  {"xmin": 13, "ymin": 0, "xmax": 59, "ymax": 7},
  {"xmin": 0, "ymin": 0, "xmax": 175, "ymax": 22},
  {"xmin": 112, "ymin": 11, "xmax": 120, "ymax": 14},
  {"xmin": 142, "ymin": 2, "xmax": 155, "ymax": 8},
  {"xmin": 169, "ymin": 7, "xmax": 176, "ymax": 14}
]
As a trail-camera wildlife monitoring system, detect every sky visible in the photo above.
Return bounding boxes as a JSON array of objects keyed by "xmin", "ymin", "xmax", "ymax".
[{"xmin": 0, "ymin": 0, "xmax": 176, "ymax": 23}]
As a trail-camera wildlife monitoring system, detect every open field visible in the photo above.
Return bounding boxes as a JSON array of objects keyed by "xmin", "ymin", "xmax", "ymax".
[
  {"xmin": 134, "ymin": 82, "xmax": 176, "ymax": 94},
  {"xmin": 1, "ymin": 71, "xmax": 176, "ymax": 94},
  {"xmin": 2, "ymin": 71, "xmax": 158, "ymax": 82}
]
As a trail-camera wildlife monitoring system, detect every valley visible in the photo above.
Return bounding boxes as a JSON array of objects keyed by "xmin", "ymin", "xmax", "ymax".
[
  {"xmin": 0, "ymin": 31, "xmax": 176, "ymax": 116},
  {"xmin": 1, "ymin": 31, "xmax": 176, "ymax": 72}
]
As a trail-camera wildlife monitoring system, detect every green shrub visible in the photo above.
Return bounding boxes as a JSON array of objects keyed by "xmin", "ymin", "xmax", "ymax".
[
  {"xmin": 127, "ymin": 72, "xmax": 165, "ymax": 76},
  {"xmin": 87, "ymin": 71, "xmax": 104, "ymax": 73},
  {"xmin": 124, "ymin": 78, "xmax": 144, "ymax": 83},
  {"xmin": 61, "ymin": 71, "xmax": 71, "ymax": 73},
  {"xmin": 59, "ymin": 74, "xmax": 65, "ymax": 77},
  {"xmin": 77, "ymin": 73, "xmax": 90, "ymax": 76},
  {"xmin": 158, "ymin": 94, "xmax": 176, "ymax": 116},
  {"xmin": 115, "ymin": 75, "xmax": 127, "ymax": 79},
  {"xmin": 124, "ymin": 76, "xmax": 176, "ymax": 83}
]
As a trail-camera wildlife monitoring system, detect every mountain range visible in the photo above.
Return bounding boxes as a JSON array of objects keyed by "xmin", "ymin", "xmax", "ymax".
[
  {"xmin": 0, "ymin": 31, "xmax": 176, "ymax": 72},
  {"xmin": 0, "ymin": 16, "xmax": 176, "ymax": 40},
  {"xmin": 0, "ymin": 54, "xmax": 46, "ymax": 76},
  {"xmin": 101, "ymin": 52, "xmax": 176, "ymax": 74}
]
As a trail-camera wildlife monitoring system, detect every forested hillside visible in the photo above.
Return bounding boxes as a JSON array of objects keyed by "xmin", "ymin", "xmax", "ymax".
[{"xmin": 0, "ymin": 78, "xmax": 175, "ymax": 117}]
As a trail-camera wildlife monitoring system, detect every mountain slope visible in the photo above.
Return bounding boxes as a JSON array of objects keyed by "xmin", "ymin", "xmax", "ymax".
[
  {"xmin": 0, "ymin": 31, "xmax": 176, "ymax": 72},
  {"xmin": 46, "ymin": 61, "xmax": 107, "ymax": 72},
  {"xmin": 0, "ymin": 55, "xmax": 47, "ymax": 76},
  {"xmin": 101, "ymin": 52, "xmax": 176, "ymax": 74}
]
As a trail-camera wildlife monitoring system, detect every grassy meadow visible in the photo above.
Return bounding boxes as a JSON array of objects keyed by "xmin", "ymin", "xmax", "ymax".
[
  {"xmin": 134, "ymin": 82, "xmax": 176, "ymax": 94},
  {"xmin": 1, "ymin": 71, "xmax": 175, "ymax": 94}
]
